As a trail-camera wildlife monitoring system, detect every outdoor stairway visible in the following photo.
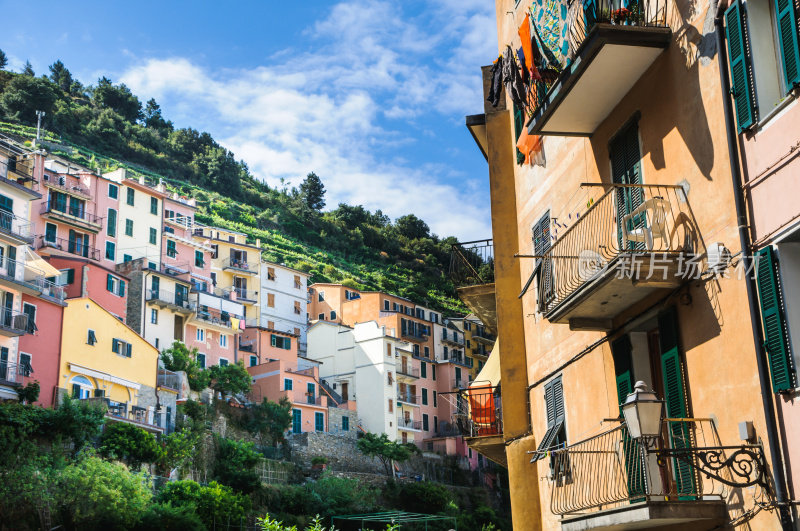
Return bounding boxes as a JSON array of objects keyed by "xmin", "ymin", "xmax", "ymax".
[{"xmin": 318, "ymin": 379, "xmax": 343, "ymax": 406}]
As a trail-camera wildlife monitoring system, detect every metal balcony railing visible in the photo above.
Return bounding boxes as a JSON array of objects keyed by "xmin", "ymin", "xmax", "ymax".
[
  {"xmin": 397, "ymin": 365, "xmax": 420, "ymax": 378},
  {"xmin": 0, "ymin": 309, "xmax": 29, "ymax": 335},
  {"xmin": 222, "ymin": 257, "xmax": 258, "ymax": 273},
  {"xmin": 31, "ymin": 277, "xmax": 66, "ymax": 302},
  {"xmin": 397, "ymin": 394, "xmax": 420, "ymax": 405},
  {"xmin": 40, "ymin": 202, "xmax": 103, "ymax": 227},
  {"xmin": 529, "ymin": 0, "xmax": 669, "ymax": 119},
  {"xmin": 146, "ymin": 288, "xmax": 195, "ymax": 311},
  {"xmin": 232, "ymin": 287, "xmax": 257, "ymax": 302},
  {"xmin": 472, "ymin": 328, "xmax": 496, "ymax": 342},
  {"xmin": 449, "ymin": 239, "xmax": 494, "ymax": 288},
  {"xmin": 451, "ymin": 378, "xmax": 469, "ymax": 389},
  {"xmin": 0, "ymin": 210, "xmax": 33, "ymax": 243},
  {"xmin": 455, "ymin": 386, "xmax": 502, "ymax": 438},
  {"xmin": 0, "ymin": 360, "xmax": 33, "ymax": 384},
  {"xmin": 537, "ymin": 184, "xmax": 702, "ymax": 315},
  {"xmin": 400, "ymin": 329, "xmax": 428, "ymax": 342},
  {"xmin": 543, "ymin": 419, "xmax": 767, "ymax": 516},
  {"xmin": 43, "ymin": 176, "xmax": 91, "ymax": 198},
  {"xmin": 157, "ymin": 369, "xmax": 180, "ymax": 391},
  {"xmin": 441, "ymin": 330, "xmax": 465, "ymax": 346},
  {"xmin": 397, "ymin": 417, "xmax": 422, "ymax": 430},
  {"xmin": 37, "ymin": 235, "xmax": 102, "ymax": 261},
  {"xmin": 435, "ymin": 422, "xmax": 463, "ymax": 438}
]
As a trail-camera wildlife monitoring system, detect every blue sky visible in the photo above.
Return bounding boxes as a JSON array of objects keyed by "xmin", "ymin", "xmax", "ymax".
[{"xmin": 1, "ymin": 0, "xmax": 497, "ymax": 240}]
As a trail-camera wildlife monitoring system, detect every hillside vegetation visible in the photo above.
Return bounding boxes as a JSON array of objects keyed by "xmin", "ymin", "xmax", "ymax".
[{"xmin": 0, "ymin": 57, "xmax": 466, "ymax": 313}]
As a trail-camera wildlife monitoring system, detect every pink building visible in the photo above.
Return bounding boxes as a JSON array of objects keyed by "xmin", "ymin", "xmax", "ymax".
[
  {"xmin": 46, "ymin": 256, "xmax": 128, "ymax": 321},
  {"xmin": 247, "ymin": 328, "xmax": 328, "ymax": 434},
  {"xmin": 18, "ymin": 292, "xmax": 65, "ymax": 407}
]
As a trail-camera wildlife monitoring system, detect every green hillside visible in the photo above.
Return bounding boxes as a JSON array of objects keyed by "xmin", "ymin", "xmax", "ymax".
[{"xmin": 0, "ymin": 61, "xmax": 466, "ymax": 314}]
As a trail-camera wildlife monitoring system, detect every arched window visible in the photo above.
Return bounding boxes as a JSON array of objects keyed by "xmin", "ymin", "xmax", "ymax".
[{"xmin": 70, "ymin": 375, "xmax": 94, "ymax": 399}]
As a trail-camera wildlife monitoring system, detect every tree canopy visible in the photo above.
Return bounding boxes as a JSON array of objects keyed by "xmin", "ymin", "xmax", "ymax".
[
  {"xmin": 299, "ymin": 172, "xmax": 326, "ymax": 211},
  {"xmin": 356, "ymin": 432, "xmax": 416, "ymax": 476}
]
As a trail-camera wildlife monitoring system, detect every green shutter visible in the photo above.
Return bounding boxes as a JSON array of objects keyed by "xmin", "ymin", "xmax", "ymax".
[
  {"xmin": 513, "ymin": 103, "xmax": 525, "ymax": 164},
  {"xmin": 725, "ymin": 0, "xmax": 756, "ymax": 131},
  {"xmin": 658, "ymin": 307, "xmax": 696, "ymax": 498},
  {"xmin": 106, "ymin": 274, "xmax": 114, "ymax": 292},
  {"xmin": 66, "ymin": 269, "xmax": 75, "ymax": 284},
  {"xmin": 611, "ymin": 122, "xmax": 644, "ymax": 250},
  {"xmin": 776, "ymin": 0, "xmax": 800, "ymax": 90},
  {"xmin": 756, "ymin": 246, "xmax": 794, "ymax": 392},
  {"xmin": 107, "ymin": 209, "xmax": 117, "ymax": 237},
  {"xmin": 611, "ymin": 335, "xmax": 634, "ymax": 409},
  {"xmin": 119, "ymin": 280, "xmax": 125, "ymax": 297}
]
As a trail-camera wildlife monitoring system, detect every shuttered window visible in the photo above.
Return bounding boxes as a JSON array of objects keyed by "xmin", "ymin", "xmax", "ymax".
[
  {"xmin": 775, "ymin": 0, "xmax": 800, "ymax": 91},
  {"xmin": 531, "ymin": 376, "xmax": 566, "ymax": 461},
  {"xmin": 756, "ymin": 246, "xmax": 795, "ymax": 392},
  {"xmin": 611, "ymin": 335, "xmax": 634, "ymax": 410},
  {"xmin": 107, "ymin": 209, "xmax": 117, "ymax": 237},
  {"xmin": 725, "ymin": 0, "xmax": 756, "ymax": 131},
  {"xmin": 533, "ymin": 211, "xmax": 553, "ymax": 306},
  {"xmin": 513, "ymin": 103, "xmax": 525, "ymax": 164},
  {"xmin": 610, "ymin": 120, "xmax": 645, "ymax": 251}
]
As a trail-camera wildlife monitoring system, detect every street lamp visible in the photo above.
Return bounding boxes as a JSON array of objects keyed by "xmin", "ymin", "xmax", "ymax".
[{"xmin": 622, "ymin": 381, "xmax": 664, "ymax": 439}]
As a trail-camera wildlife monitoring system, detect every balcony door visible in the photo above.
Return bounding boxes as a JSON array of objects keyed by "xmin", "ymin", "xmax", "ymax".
[
  {"xmin": 0, "ymin": 194, "xmax": 13, "ymax": 232},
  {"xmin": 341, "ymin": 382, "xmax": 349, "ymax": 401},
  {"xmin": 610, "ymin": 121, "xmax": 645, "ymax": 251}
]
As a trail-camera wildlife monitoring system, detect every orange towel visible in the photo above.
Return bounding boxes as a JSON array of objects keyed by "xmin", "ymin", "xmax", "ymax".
[
  {"xmin": 519, "ymin": 15, "xmax": 540, "ymax": 81},
  {"xmin": 516, "ymin": 123, "xmax": 543, "ymax": 166}
]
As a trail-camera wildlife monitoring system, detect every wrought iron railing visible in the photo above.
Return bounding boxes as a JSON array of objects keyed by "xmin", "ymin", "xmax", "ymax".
[
  {"xmin": 472, "ymin": 328, "xmax": 496, "ymax": 342},
  {"xmin": 157, "ymin": 369, "xmax": 180, "ymax": 391},
  {"xmin": 0, "ymin": 309, "xmax": 29, "ymax": 335},
  {"xmin": 401, "ymin": 329, "xmax": 428, "ymax": 342},
  {"xmin": 31, "ymin": 277, "xmax": 66, "ymax": 301},
  {"xmin": 441, "ymin": 330, "xmax": 465, "ymax": 346},
  {"xmin": 147, "ymin": 288, "xmax": 195, "ymax": 311},
  {"xmin": 37, "ymin": 236, "xmax": 102, "ymax": 261},
  {"xmin": 0, "ymin": 210, "xmax": 33, "ymax": 242},
  {"xmin": 537, "ymin": 184, "xmax": 702, "ymax": 315},
  {"xmin": 544, "ymin": 419, "xmax": 768, "ymax": 516},
  {"xmin": 40, "ymin": 202, "xmax": 103, "ymax": 226},
  {"xmin": 397, "ymin": 364, "xmax": 420, "ymax": 378},
  {"xmin": 43, "ymin": 175, "xmax": 91, "ymax": 198},
  {"xmin": 222, "ymin": 257, "xmax": 258, "ymax": 273},
  {"xmin": 0, "ymin": 360, "xmax": 33, "ymax": 383},
  {"xmin": 397, "ymin": 394, "xmax": 420, "ymax": 405},
  {"xmin": 449, "ymin": 239, "xmax": 494, "ymax": 287},
  {"xmin": 456, "ymin": 385, "xmax": 502, "ymax": 438},
  {"xmin": 397, "ymin": 417, "xmax": 422, "ymax": 430}
]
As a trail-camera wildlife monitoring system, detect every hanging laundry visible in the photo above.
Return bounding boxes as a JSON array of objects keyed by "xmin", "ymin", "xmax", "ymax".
[
  {"xmin": 502, "ymin": 46, "xmax": 527, "ymax": 110},
  {"xmin": 239, "ymin": 319, "xmax": 246, "ymax": 330},
  {"xmin": 517, "ymin": 47, "xmax": 528, "ymax": 83},
  {"xmin": 231, "ymin": 317, "xmax": 240, "ymax": 330},
  {"xmin": 516, "ymin": 125, "xmax": 546, "ymax": 167},
  {"xmin": 530, "ymin": 0, "xmax": 570, "ymax": 68},
  {"xmin": 518, "ymin": 14, "xmax": 541, "ymax": 81},
  {"xmin": 487, "ymin": 56, "xmax": 504, "ymax": 107}
]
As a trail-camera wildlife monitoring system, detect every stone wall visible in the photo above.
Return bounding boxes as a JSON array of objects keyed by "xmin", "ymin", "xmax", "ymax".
[
  {"xmin": 326, "ymin": 406, "xmax": 358, "ymax": 439},
  {"xmin": 288, "ymin": 431, "xmax": 385, "ymax": 474}
]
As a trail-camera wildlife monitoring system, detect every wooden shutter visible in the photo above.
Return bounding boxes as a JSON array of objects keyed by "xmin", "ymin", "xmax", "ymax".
[
  {"xmin": 545, "ymin": 379, "xmax": 556, "ymax": 428},
  {"xmin": 775, "ymin": 0, "xmax": 800, "ymax": 90},
  {"xmin": 611, "ymin": 122, "xmax": 644, "ymax": 250},
  {"xmin": 725, "ymin": 0, "xmax": 756, "ymax": 131},
  {"xmin": 610, "ymin": 335, "xmax": 634, "ymax": 410},
  {"xmin": 106, "ymin": 274, "xmax": 114, "ymax": 292},
  {"xmin": 107, "ymin": 209, "xmax": 116, "ymax": 237},
  {"xmin": 513, "ymin": 103, "xmax": 525, "ymax": 164},
  {"xmin": 658, "ymin": 306, "xmax": 696, "ymax": 497},
  {"xmin": 756, "ymin": 246, "xmax": 794, "ymax": 392}
]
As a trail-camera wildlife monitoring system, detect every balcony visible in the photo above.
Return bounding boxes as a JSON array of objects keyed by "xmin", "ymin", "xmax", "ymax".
[
  {"xmin": 526, "ymin": 0, "xmax": 670, "ymax": 136},
  {"xmin": 0, "ymin": 309, "xmax": 29, "ymax": 336},
  {"xmin": 222, "ymin": 257, "xmax": 259, "ymax": 275},
  {"xmin": 537, "ymin": 184, "xmax": 702, "ymax": 331},
  {"xmin": 397, "ymin": 364, "xmax": 420, "ymax": 379},
  {"xmin": 442, "ymin": 351, "xmax": 473, "ymax": 368},
  {"xmin": 441, "ymin": 330, "xmax": 465, "ymax": 347},
  {"xmin": 397, "ymin": 417, "xmax": 422, "ymax": 431},
  {"xmin": 0, "ymin": 360, "xmax": 34, "ymax": 387},
  {"xmin": 541, "ymin": 419, "xmax": 753, "ymax": 530},
  {"xmin": 397, "ymin": 394, "xmax": 420, "ymax": 406},
  {"xmin": 400, "ymin": 329, "xmax": 428, "ymax": 343},
  {"xmin": 69, "ymin": 394, "xmax": 162, "ymax": 434},
  {"xmin": 457, "ymin": 385, "xmax": 506, "ymax": 466},
  {"xmin": 29, "ymin": 276, "xmax": 67, "ymax": 303},
  {"xmin": 40, "ymin": 203, "xmax": 103, "ymax": 232},
  {"xmin": 157, "ymin": 369, "xmax": 180, "ymax": 391},
  {"xmin": 232, "ymin": 287, "xmax": 258, "ymax": 303},
  {"xmin": 43, "ymin": 176, "xmax": 92, "ymax": 200},
  {"xmin": 472, "ymin": 328, "xmax": 496, "ymax": 344},
  {"xmin": 451, "ymin": 377, "xmax": 469, "ymax": 389},
  {"xmin": 37, "ymin": 236, "xmax": 102, "ymax": 261},
  {"xmin": 191, "ymin": 311, "xmax": 243, "ymax": 334},
  {"xmin": 449, "ymin": 239, "xmax": 496, "ymax": 332},
  {"xmin": 0, "ymin": 210, "xmax": 33, "ymax": 245},
  {"xmin": 146, "ymin": 288, "xmax": 195, "ymax": 314}
]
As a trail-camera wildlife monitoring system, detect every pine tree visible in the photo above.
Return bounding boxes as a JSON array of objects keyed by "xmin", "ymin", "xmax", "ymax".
[
  {"xmin": 48, "ymin": 60, "xmax": 74, "ymax": 93},
  {"xmin": 299, "ymin": 172, "xmax": 326, "ymax": 211},
  {"xmin": 0, "ymin": 49, "xmax": 7, "ymax": 70},
  {"xmin": 22, "ymin": 60, "xmax": 34, "ymax": 76}
]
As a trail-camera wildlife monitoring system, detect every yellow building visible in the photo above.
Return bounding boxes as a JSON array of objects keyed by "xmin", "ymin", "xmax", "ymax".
[
  {"xmin": 458, "ymin": 0, "xmax": 797, "ymax": 529},
  {"xmin": 59, "ymin": 297, "xmax": 162, "ymax": 432},
  {"xmin": 193, "ymin": 225, "xmax": 261, "ymax": 322},
  {"xmin": 449, "ymin": 314, "xmax": 495, "ymax": 379}
]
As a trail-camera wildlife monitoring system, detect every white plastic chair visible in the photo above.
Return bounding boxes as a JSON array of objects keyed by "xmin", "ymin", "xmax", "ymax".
[{"xmin": 622, "ymin": 197, "xmax": 671, "ymax": 250}]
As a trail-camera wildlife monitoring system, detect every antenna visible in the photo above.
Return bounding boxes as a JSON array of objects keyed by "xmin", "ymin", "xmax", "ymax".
[{"xmin": 35, "ymin": 110, "xmax": 46, "ymax": 142}]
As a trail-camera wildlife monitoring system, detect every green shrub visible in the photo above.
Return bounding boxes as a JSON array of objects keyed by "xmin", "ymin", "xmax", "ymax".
[
  {"xmin": 157, "ymin": 480, "xmax": 250, "ymax": 526},
  {"xmin": 135, "ymin": 502, "xmax": 205, "ymax": 531},
  {"xmin": 386, "ymin": 480, "xmax": 452, "ymax": 514},
  {"xmin": 213, "ymin": 436, "xmax": 262, "ymax": 492},
  {"xmin": 99, "ymin": 422, "xmax": 162, "ymax": 469}
]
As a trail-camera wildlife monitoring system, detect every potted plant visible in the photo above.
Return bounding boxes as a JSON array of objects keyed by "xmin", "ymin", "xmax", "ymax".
[{"xmin": 311, "ymin": 456, "xmax": 328, "ymax": 470}]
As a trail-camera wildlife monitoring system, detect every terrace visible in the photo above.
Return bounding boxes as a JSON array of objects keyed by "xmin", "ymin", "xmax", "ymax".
[
  {"xmin": 40, "ymin": 202, "xmax": 103, "ymax": 232},
  {"xmin": 449, "ymin": 239, "xmax": 496, "ymax": 332},
  {"xmin": 222, "ymin": 257, "xmax": 259, "ymax": 275},
  {"xmin": 0, "ymin": 209, "xmax": 34, "ymax": 245},
  {"xmin": 36, "ymin": 236, "xmax": 102, "ymax": 261},
  {"xmin": 146, "ymin": 288, "xmax": 196, "ymax": 314}
]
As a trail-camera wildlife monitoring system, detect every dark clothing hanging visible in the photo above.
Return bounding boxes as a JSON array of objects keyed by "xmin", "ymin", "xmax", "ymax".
[
  {"xmin": 503, "ymin": 46, "xmax": 527, "ymax": 110},
  {"xmin": 487, "ymin": 58, "xmax": 504, "ymax": 107}
]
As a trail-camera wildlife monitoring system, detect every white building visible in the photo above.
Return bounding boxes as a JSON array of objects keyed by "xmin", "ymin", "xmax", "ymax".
[
  {"xmin": 259, "ymin": 261, "xmax": 309, "ymax": 353},
  {"xmin": 307, "ymin": 320, "xmax": 423, "ymax": 443}
]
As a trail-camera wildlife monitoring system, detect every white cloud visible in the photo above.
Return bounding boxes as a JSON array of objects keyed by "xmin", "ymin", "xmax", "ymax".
[{"xmin": 120, "ymin": 0, "xmax": 496, "ymax": 241}]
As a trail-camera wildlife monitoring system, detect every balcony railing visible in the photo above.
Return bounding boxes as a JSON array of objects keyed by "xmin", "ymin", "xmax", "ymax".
[
  {"xmin": 193, "ymin": 311, "xmax": 241, "ymax": 330},
  {"xmin": 40, "ymin": 203, "xmax": 103, "ymax": 229},
  {"xmin": 146, "ymin": 288, "xmax": 195, "ymax": 312},
  {"xmin": 0, "ymin": 360, "xmax": 33, "ymax": 384},
  {"xmin": 397, "ymin": 365, "xmax": 420, "ymax": 378},
  {"xmin": 543, "ymin": 419, "xmax": 766, "ymax": 517},
  {"xmin": 397, "ymin": 417, "xmax": 422, "ymax": 430},
  {"xmin": 37, "ymin": 236, "xmax": 102, "ymax": 261},
  {"xmin": 30, "ymin": 276, "xmax": 67, "ymax": 302},
  {"xmin": 43, "ymin": 176, "xmax": 91, "ymax": 199},
  {"xmin": 435, "ymin": 422, "xmax": 463, "ymax": 438},
  {"xmin": 537, "ymin": 184, "xmax": 702, "ymax": 321},
  {"xmin": 400, "ymin": 329, "xmax": 428, "ymax": 342},
  {"xmin": 68, "ymin": 393, "xmax": 162, "ymax": 431},
  {"xmin": 0, "ymin": 309, "xmax": 29, "ymax": 336},
  {"xmin": 442, "ymin": 351, "xmax": 473, "ymax": 368},
  {"xmin": 397, "ymin": 394, "xmax": 420, "ymax": 405},
  {"xmin": 449, "ymin": 239, "xmax": 494, "ymax": 288},
  {"xmin": 451, "ymin": 377, "xmax": 469, "ymax": 389},
  {"xmin": 472, "ymin": 329, "xmax": 496, "ymax": 343},
  {"xmin": 441, "ymin": 330, "xmax": 465, "ymax": 346},
  {"xmin": 456, "ymin": 386, "xmax": 502, "ymax": 438},
  {"xmin": 157, "ymin": 369, "xmax": 180, "ymax": 391},
  {"xmin": 0, "ymin": 210, "xmax": 33, "ymax": 243},
  {"xmin": 222, "ymin": 257, "xmax": 258, "ymax": 274}
]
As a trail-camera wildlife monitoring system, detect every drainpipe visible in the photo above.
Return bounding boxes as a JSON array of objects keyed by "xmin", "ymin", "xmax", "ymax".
[{"xmin": 715, "ymin": 10, "xmax": 793, "ymax": 529}]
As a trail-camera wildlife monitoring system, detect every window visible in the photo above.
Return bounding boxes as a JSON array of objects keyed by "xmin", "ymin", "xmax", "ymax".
[
  {"xmin": 318, "ymin": 291, "xmax": 324, "ymax": 302},
  {"xmin": 342, "ymin": 416, "xmax": 349, "ymax": 431},
  {"xmin": 220, "ymin": 334, "xmax": 228, "ymax": 348},
  {"xmin": 126, "ymin": 187, "xmax": 135, "ymax": 206},
  {"xmin": 249, "ymin": 355, "xmax": 258, "ymax": 367},
  {"xmin": 149, "ymin": 228, "xmax": 157, "ymax": 245},
  {"xmin": 267, "ymin": 267, "xmax": 275, "ymax": 280},
  {"xmin": 267, "ymin": 293, "xmax": 275, "ymax": 307},
  {"xmin": 387, "ymin": 371, "xmax": 393, "ymax": 385},
  {"xmin": 70, "ymin": 375, "xmax": 93, "ymax": 399},
  {"xmin": 434, "ymin": 416, "xmax": 438, "ymax": 432},
  {"xmin": 467, "ymin": 340, "xmax": 471, "ymax": 349},
  {"xmin": 292, "ymin": 409, "xmax": 301, "ymax": 433},
  {"xmin": 112, "ymin": 338, "xmax": 132, "ymax": 358},
  {"xmin": 106, "ymin": 274, "xmax": 125, "ymax": 296},
  {"xmin": 19, "ymin": 353, "xmax": 32, "ymax": 376},
  {"xmin": 211, "ymin": 244, "xmax": 218, "ymax": 259},
  {"xmin": 107, "ymin": 209, "xmax": 117, "ymax": 237},
  {"xmin": 532, "ymin": 376, "xmax": 567, "ymax": 463},
  {"xmin": 532, "ymin": 210, "xmax": 553, "ymax": 305},
  {"xmin": 270, "ymin": 334, "xmax": 291, "ymax": 350},
  {"xmin": 294, "ymin": 301, "xmax": 301, "ymax": 315},
  {"xmin": 387, "ymin": 398, "xmax": 393, "ymax": 413},
  {"xmin": 196, "ymin": 353, "xmax": 206, "ymax": 369},
  {"xmin": 59, "ymin": 268, "xmax": 75, "ymax": 285},
  {"xmin": 166, "ymin": 240, "xmax": 177, "ymax": 258},
  {"xmin": 124, "ymin": 219, "xmax": 133, "ymax": 237},
  {"xmin": 433, "ymin": 391, "xmax": 437, "ymax": 407},
  {"xmin": 150, "ymin": 196, "xmax": 158, "ymax": 215},
  {"xmin": 755, "ymin": 246, "xmax": 795, "ymax": 391},
  {"xmin": 424, "ymin": 346, "xmax": 430, "ymax": 358},
  {"xmin": 151, "ymin": 309, "xmax": 158, "ymax": 324},
  {"xmin": 194, "ymin": 250, "xmax": 204, "ymax": 267},
  {"xmin": 421, "ymin": 362, "xmax": 427, "ymax": 378},
  {"xmin": 43, "ymin": 222, "xmax": 58, "ymax": 243},
  {"xmin": 284, "ymin": 378, "xmax": 293, "ymax": 391},
  {"xmin": 330, "ymin": 311, "xmax": 336, "ymax": 320},
  {"xmin": 155, "ymin": 338, "xmax": 159, "ymax": 350},
  {"xmin": 318, "ymin": 313, "xmax": 325, "ymax": 320},
  {"xmin": 387, "ymin": 344, "xmax": 392, "ymax": 357},
  {"xmin": 22, "ymin": 303, "xmax": 36, "ymax": 334},
  {"xmin": 219, "ymin": 359, "xmax": 229, "ymax": 367},
  {"xmin": 105, "ymin": 241, "xmax": 115, "ymax": 261},
  {"xmin": 422, "ymin": 388, "xmax": 428, "ymax": 405},
  {"xmin": 423, "ymin": 414, "xmax": 429, "ymax": 431},
  {"xmin": 315, "ymin": 412, "xmax": 324, "ymax": 432},
  {"xmin": 87, "ymin": 329, "xmax": 97, "ymax": 345},
  {"xmin": 108, "ymin": 183, "xmax": 118, "ymax": 199},
  {"xmin": 267, "ymin": 321, "xmax": 275, "ymax": 330},
  {"xmin": 432, "ymin": 364, "xmax": 436, "ymax": 381},
  {"xmin": 196, "ymin": 328, "xmax": 205, "ymax": 342},
  {"xmin": 384, "ymin": 299, "xmax": 390, "ymax": 311}
]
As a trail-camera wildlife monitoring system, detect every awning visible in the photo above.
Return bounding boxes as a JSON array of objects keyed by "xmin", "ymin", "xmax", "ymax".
[
  {"xmin": 23, "ymin": 248, "xmax": 61, "ymax": 279},
  {"xmin": 68, "ymin": 362, "xmax": 142, "ymax": 390},
  {"xmin": 471, "ymin": 338, "xmax": 501, "ymax": 388}
]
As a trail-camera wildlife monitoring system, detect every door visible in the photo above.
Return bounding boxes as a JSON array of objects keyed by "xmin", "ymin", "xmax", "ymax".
[
  {"xmin": 0, "ymin": 194, "xmax": 13, "ymax": 232},
  {"xmin": 610, "ymin": 121, "xmax": 645, "ymax": 251},
  {"xmin": 455, "ymin": 367, "xmax": 462, "ymax": 387},
  {"xmin": 315, "ymin": 412, "xmax": 324, "ymax": 432},
  {"xmin": 151, "ymin": 276, "xmax": 160, "ymax": 299},
  {"xmin": 174, "ymin": 315, "xmax": 184, "ymax": 342},
  {"xmin": 234, "ymin": 277, "xmax": 247, "ymax": 299},
  {"xmin": 2, "ymin": 292, "xmax": 12, "ymax": 328},
  {"xmin": 341, "ymin": 382, "xmax": 349, "ymax": 401},
  {"xmin": 175, "ymin": 284, "xmax": 188, "ymax": 307},
  {"xmin": 402, "ymin": 432, "xmax": 408, "ymax": 444},
  {"xmin": 6, "ymin": 246, "xmax": 15, "ymax": 279},
  {"xmin": 292, "ymin": 409, "xmax": 302, "ymax": 434},
  {"xmin": 611, "ymin": 335, "xmax": 646, "ymax": 499},
  {"xmin": 307, "ymin": 382, "xmax": 315, "ymax": 404},
  {"xmin": 0, "ymin": 347, "xmax": 7, "ymax": 380}
]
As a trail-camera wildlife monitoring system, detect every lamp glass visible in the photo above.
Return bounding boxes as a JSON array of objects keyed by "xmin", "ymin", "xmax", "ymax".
[
  {"xmin": 622, "ymin": 401, "xmax": 642, "ymax": 438},
  {"xmin": 621, "ymin": 381, "xmax": 663, "ymax": 439},
  {"xmin": 638, "ymin": 400, "xmax": 663, "ymax": 438}
]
